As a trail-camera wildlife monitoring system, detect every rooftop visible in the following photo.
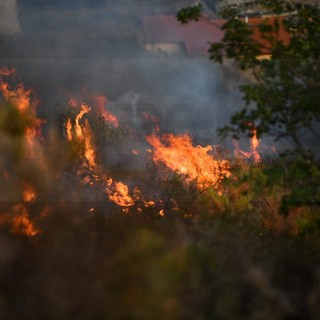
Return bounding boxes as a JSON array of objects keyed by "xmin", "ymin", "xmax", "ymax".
[{"xmin": 141, "ymin": 15, "xmax": 290, "ymax": 57}]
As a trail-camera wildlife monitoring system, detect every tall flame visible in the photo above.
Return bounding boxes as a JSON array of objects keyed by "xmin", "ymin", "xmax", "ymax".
[
  {"xmin": 82, "ymin": 119, "xmax": 95, "ymax": 168},
  {"xmin": 75, "ymin": 103, "xmax": 91, "ymax": 139},
  {"xmin": 234, "ymin": 129, "xmax": 261, "ymax": 163},
  {"xmin": 65, "ymin": 118, "xmax": 73, "ymax": 141},
  {"xmin": 66, "ymin": 102, "xmax": 96, "ymax": 168}
]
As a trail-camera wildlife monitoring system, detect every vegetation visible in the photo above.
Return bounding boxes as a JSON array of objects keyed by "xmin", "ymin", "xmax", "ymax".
[
  {"xmin": 177, "ymin": 0, "xmax": 320, "ymax": 210},
  {"xmin": 0, "ymin": 1, "xmax": 320, "ymax": 318},
  {"xmin": 177, "ymin": 0, "xmax": 320, "ymax": 156},
  {"xmin": 0, "ymin": 97, "xmax": 320, "ymax": 319}
]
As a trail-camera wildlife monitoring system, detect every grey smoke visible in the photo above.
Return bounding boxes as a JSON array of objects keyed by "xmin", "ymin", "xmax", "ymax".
[
  {"xmin": 0, "ymin": 0, "xmax": 20, "ymax": 34},
  {"xmin": 0, "ymin": 0, "xmax": 240, "ymax": 150}
]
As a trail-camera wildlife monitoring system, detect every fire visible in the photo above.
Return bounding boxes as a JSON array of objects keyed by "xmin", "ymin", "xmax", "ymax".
[
  {"xmin": 67, "ymin": 93, "xmax": 119, "ymax": 127},
  {"xmin": 75, "ymin": 103, "xmax": 91, "ymax": 139},
  {"xmin": 23, "ymin": 184, "xmax": 36, "ymax": 203},
  {"xmin": 0, "ymin": 66, "xmax": 17, "ymax": 77},
  {"xmin": 92, "ymin": 94, "xmax": 119, "ymax": 128},
  {"xmin": 146, "ymin": 134, "xmax": 230, "ymax": 189},
  {"xmin": 0, "ymin": 82, "xmax": 34, "ymax": 112},
  {"xmin": 68, "ymin": 98, "xmax": 78, "ymax": 108},
  {"xmin": 0, "ymin": 67, "xmax": 42, "ymax": 159},
  {"xmin": 106, "ymin": 179, "xmax": 135, "ymax": 208},
  {"xmin": 11, "ymin": 207, "xmax": 39, "ymax": 237},
  {"xmin": 234, "ymin": 129, "xmax": 261, "ymax": 163},
  {"xmin": 142, "ymin": 112, "xmax": 160, "ymax": 134},
  {"xmin": 65, "ymin": 118, "xmax": 73, "ymax": 141},
  {"xmin": 0, "ymin": 204, "xmax": 40, "ymax": 237},
  {"xmin": 66, "ymin": 102, "xmax": 96, "ymax": 168},
  {"xmin": 82, "ymin": 119, "xmax": 96, "ymax": 168},
  {"xmin": 0, "ymin": 65, "xmax": 268, "ymax": 232}
]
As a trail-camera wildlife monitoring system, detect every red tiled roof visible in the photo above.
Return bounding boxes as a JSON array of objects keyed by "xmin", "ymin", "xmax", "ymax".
[
  {"xmin": 141, "ymin": 15, "xmax": 290, "ymax": 56},
  {"xmin": 246, "ymin": 16, "xmax": 290, "ymax": 54},
  {"xmin": 141, "ymin": 16, "xmax": 225, "ymax": 56}
]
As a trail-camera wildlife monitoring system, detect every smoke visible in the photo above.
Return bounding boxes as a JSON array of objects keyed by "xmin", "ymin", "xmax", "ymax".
[
  {"xmin": 0, "ymin": 0, "xmax": 240, "ymax": 149},
  {"xmin": 0, "ymin": 0, "xmax": 20, "ymax": 35}
]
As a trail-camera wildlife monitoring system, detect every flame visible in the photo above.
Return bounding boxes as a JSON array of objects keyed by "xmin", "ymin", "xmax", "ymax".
[
  {"xmin": 68, "ymin": 98, "xmax": 78, "ymax": 108},
  {"xmin": 92, "ymin": 94, "xmax": 119, "ymax": 127},
  {"xmin": 0, "ymin": 68, "xmax": 42, "ymax": 159},
  {"xmin": 0, "ymin": 66, "xmax": 17, "ymax": 77},
  {"xmin": 107, "ymin": 179, "xmax": 135, "ymax": 208},
  {"xmin": 145, "ymin": 200, "xmax": 155, "ymax": 207},
  {"xmin": 0, "ymin": 204, "xmax": 40, "ymax": 237},
  {"xmin": 23, "ymin": 184, "xmax": 36, "ymax": 203},
  {"xmin": 142, "ymin": 112, "xmax": 160, "ymax": 134},
  {"xmin": 0, "ymin": 66, "xmax": 267, "ymax": 225},
  {"xmin": 65, "ymin": 118, "xmax": 73, "ymax": 141},
  {"xmin": 82, "ymin": 119, "xmax": 96, "ymax": 168},
  {"xmin": 234, "ymin": 129, "xmax": 261, "ymax": 163},
  {"xmin": 146, "ymin": 134, "xmax": 230, "ymax": 189},
  {"xmin": 75, "ymin": 103, "xmax": 91, "ymax": 139},
  {"xmin": 0, "ymin": 81, "xmax": 36, "ymax": 113},
  {"xmin": 66, "ymin": 103, "xmax": 96, "ymax": 167}
]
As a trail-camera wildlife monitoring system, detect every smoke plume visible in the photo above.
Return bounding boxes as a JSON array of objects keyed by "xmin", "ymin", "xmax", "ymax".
[
  {"xmin": 0, "ymin": 0, "xmax": 20, "ymax": 35},
  {"xmin": 0, "ymin": 0, "xmax": 240, "ymax": 149}
]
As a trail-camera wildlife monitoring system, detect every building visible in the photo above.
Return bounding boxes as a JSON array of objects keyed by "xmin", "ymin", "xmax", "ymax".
[
  {"xmin": 215, "ymin": 0, "xmax": 320, "ymax": 16},
  {"xmin": 140, "ymin": 14, "xmax": 290, "ymax": 59},
  {"xmin": 141, "ymin": 15, "xmax": 225, "ymax": 57}
]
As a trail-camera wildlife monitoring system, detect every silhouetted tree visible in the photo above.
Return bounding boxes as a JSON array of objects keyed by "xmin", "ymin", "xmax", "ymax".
[{"xmin": 177, "ymin": 1, "xmax": 320, "ymax": 156}]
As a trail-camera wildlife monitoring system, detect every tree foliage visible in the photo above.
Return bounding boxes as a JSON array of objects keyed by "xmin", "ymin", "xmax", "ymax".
[{"xmin": 177, "ymin": 1, "xmax": 320, "ymax": 156}]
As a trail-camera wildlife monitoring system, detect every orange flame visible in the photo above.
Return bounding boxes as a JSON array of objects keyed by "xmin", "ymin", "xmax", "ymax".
[
  {"xmin": 146, "ymin": 134, "xmax": 230, "ymax": 189},
  {"xmin": 66, "ymin": 103, "xmax": 96, "ymax": 167},
  {"xmin": 0, "ymin": 66, "xmax": 17, "ymax": 77},
  {"xmin": 234, "ymin": 129, "xmax": 261, "ymax": 163},
  {"xmin": 107, "ymin": 179, "xmax": 135, "ymax": 208},
  {"xmin": 65, "ymin": 118, "xmax": 73, "ymax": 141},
  {"xmin": 23, "ymin": 184, "xmax": 36, "ymax": 203},
  {"xmin": 0, "ymin": 205, "xmax": 40, "ymax": 237},
  {"xmin": 82, "ymin": 119, "xmax": 96, "ymax": 168},
  {"xmin": 75, "ymin": 103, "xmax": 91, "ymax": 139},
  {"xmin": 92, "ymin": 94, "xmax": 119, "ymax": 128},
  {"xmin": 0, "ymin": 81, "xmax": 37, "ymax": 113},
  {"xmin": 0, "ymin": 68, "xmax": 42, "ymax": 159}
]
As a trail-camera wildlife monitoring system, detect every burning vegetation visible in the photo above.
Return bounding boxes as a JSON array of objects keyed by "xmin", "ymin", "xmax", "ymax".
[{"xmin": 0, "ymin": 66, "xmax": 319, "ymax": 320}]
